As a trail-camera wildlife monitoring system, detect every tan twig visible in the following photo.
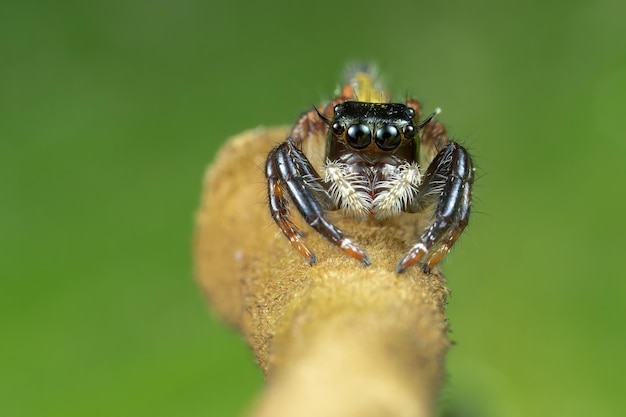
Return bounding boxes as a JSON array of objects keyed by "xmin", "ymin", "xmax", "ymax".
[{"xmin": 195, "ymin": 128, "xmax": 451, "ymax": 417}]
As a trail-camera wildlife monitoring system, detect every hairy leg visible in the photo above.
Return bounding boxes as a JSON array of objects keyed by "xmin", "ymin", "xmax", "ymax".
[{"xmin": 398, "ymin": 142, "xmax": 473, "ymax": 273}]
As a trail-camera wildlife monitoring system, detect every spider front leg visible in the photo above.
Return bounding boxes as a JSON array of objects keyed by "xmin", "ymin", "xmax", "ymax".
[
  {"xmin": 266, "ymin": 141, "xmax": 371, "ymax": 266},
  {"xmin": 397, "ymin": 141, "xmax": 474, "ymax": 273}
]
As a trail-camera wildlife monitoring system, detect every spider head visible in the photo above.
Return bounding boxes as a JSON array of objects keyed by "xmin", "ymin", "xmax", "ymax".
[{"xmin": 325, "ymin": 101, "xmax": 418, "ymax": 162}]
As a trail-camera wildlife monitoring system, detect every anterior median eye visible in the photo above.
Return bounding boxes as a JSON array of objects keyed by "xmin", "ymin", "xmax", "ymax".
[
  {"xmin": 346, "ymin": 124, "xmax": 372, "ymax": 149},
  {"xmin": 375, "ymin": 125, "xmax": 401, "ymax": 150}
]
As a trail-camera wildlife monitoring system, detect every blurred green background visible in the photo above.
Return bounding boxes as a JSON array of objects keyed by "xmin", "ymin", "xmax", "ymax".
[{"xmin": 2, "ymin": 0, "xmax": 625, "ymax": 416}]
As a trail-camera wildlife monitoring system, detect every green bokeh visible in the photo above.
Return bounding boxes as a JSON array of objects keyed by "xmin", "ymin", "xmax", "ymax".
[{"xmin": 1, "ymin": 0, "xmax": 624, "ymax": 416}]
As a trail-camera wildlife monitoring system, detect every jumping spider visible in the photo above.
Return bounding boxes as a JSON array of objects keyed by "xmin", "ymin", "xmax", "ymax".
[{"xmin": 265, "ymin": 68, "xmax": 474, "ymax": 273}]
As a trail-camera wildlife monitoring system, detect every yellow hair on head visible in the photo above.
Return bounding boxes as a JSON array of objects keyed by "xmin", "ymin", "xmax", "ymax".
[{"xmin": 342, "ymin": 64, "xmax": 390, "ymax": 103}]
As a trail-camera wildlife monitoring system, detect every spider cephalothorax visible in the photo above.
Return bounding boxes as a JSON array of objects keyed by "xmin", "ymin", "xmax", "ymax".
[{"xmin": 265, "ymin": 68, "xmax": 474, "ymax": 273}]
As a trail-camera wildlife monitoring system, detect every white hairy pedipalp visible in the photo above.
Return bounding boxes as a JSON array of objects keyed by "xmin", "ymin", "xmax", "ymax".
[
  {"xmin": 323, "ymin": 160, "xmax": 423, "ymax": 220},
  {"xmin": 372, "ymin": 163, "xmax": 422, "ymax": 219},
  {"xmin": 323, "ymin": 160, "xmax": 372, "ymax": 219}
]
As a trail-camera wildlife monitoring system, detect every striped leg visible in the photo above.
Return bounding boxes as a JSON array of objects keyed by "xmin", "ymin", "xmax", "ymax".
[
  {"xmin": 397, "ymin": 142, "xmax": 474, "ymax": 273},
  {"xmin": 266, "ymin": 141, "xmax": 370, "ymax": 266}
]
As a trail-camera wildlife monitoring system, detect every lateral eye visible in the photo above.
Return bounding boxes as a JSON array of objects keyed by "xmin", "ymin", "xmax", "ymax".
[
  {"xmin": 331, "ymin": 122, "xmax": 344, "ymax": 135},
  {"xmin": 375, "ymin": 125, "xmax": 401, "ymax": 150},
  {"xmin": 346, "ymin": 124, "xmax": 372, "ymax": 149},
  {"xmin": 403, "ymin": 124, "xmax": 415, "ymax": 139}
]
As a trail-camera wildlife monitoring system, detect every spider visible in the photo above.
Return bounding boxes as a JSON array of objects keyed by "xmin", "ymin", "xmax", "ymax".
[{"xmin": 265, "ymin": 68, "xmax": 474, "ymax": 273}]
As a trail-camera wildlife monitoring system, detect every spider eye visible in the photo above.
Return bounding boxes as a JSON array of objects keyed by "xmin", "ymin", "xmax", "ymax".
[
  {"xmin": 403, "ymin": 124, "xmax": 415, "ymax": 139},
  {"xmin": 375, "ymin": 125, "xmax": 401, "ymax": 150},
  {"xmin": 346, "ymin": 124, "xmax": 372, "ymax": 149},
  {"xmin": 331, "ymin": 122, "xmax": 344, "ymax": 135}
]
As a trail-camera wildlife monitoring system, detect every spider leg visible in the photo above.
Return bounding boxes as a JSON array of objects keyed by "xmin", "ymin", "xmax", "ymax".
[
  {"xmin": 397, "ymin": 142, "xmax": 473, "ymax": 273},
  {"xmin": 266, "ymin": 141, "xmax": 370, "ymax": 266},
  {"xmin": 266, "ymin": 155, "xmax": 315, "ymax": 264},
  {"xmin": 419, "ymin": 119, "xmax": 449, "ymax": 169}
]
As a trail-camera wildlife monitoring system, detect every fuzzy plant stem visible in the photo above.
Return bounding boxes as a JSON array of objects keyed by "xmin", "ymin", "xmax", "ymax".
[{"xmin": 195, "ymin": 128, "xmax": 451, "ymax": 417}]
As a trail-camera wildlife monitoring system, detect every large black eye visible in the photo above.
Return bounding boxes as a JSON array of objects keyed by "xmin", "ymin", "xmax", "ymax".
[
  {"xmin": 346, "ymin": 124, "xmax": 372, "ymax": 149},
  {"xmin": 375, "ymin": 125, "xmax": 401, "ymax": 150}
]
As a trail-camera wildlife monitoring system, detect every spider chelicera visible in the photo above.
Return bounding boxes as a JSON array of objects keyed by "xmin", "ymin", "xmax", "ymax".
[{"xmin": 265, "ymin": 68, "xmax": 474, "ymax": 273}]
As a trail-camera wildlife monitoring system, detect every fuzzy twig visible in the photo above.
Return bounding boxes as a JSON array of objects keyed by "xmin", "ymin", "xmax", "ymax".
[{"xmin": 195, "ymin": 128, "xmax": 451, "ymax": 417}]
